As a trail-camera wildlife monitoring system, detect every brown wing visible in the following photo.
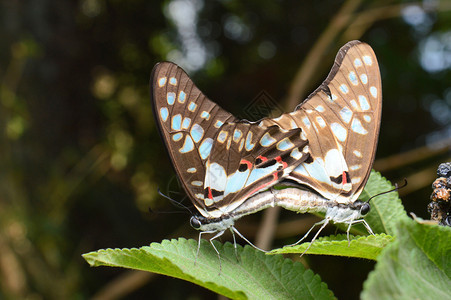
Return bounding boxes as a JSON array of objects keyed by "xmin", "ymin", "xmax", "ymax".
[
  {"xmin": 260, "ymin": 41, "xmax": 382, "ymax": 203},
  {"xmin": 151, "ymin": 62, "xmax": 309, "ymax": 219},
  {"xmin": 150, "ymin": 62, "xmax": 237, "ymax": 214}
]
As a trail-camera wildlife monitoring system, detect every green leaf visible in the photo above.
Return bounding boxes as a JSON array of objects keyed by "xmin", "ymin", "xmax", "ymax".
[
  {"xmin": 83, "ymin": 238, "xmax": 335, "ymax": 300},
  {"xmin": 270, "ymin": 234, "xmax": 394, "ymax": 260},
  {"xmin": 361, "ymin": 218, "xmax": 451, "ymax": 299}
]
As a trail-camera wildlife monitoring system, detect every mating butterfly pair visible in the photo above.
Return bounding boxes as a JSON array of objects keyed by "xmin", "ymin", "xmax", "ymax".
[{"xmin": 150, "ymin": 41, "xmax": 382, "ymax": 257}]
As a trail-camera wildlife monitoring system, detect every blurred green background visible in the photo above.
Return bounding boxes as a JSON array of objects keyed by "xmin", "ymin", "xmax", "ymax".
[{"xmin": 1, "ymin": 0, "xmax": 450, "ymax": 299}]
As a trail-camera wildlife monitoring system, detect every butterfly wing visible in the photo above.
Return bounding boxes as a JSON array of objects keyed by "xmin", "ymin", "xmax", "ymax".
[
  {"xmin": 261, "ymin": 41, "xmax": 382, "ymax": 203},
  {"xmin": 201, "ymin": 122, "xmax": 308, "ymax": 217},
  {"xmin": 151, "ymin": 62, "xmax": 309, "ymax": 219},
  {"xmin": 150, "ymin": 62, "xmax": 238, "ymax": 213}
]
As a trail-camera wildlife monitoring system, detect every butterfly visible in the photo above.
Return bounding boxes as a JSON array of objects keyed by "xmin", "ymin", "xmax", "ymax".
[
  {"xmin": 260, "ymin": 40, "xmax": 382, "ymax": 250},
  {"xmin": 150, "ymin": 40, "xmax": 382, "ymax": 258},
  {"xmin": 150, "ymin": 63, "xmax": 309, "ymax": 258}
]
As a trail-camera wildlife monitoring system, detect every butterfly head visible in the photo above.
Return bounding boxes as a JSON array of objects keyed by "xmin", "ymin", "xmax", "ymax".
[
  {"xmin": 350, "ymin": 200, "xmax": 371, "ymax": 216},
  {"xmin": 189, "ymin": 214, "xmax": 235, "ymax": 232},
  {"xmin": 324, "ymin": 199, "xmax": 372, "ymax": 225}
]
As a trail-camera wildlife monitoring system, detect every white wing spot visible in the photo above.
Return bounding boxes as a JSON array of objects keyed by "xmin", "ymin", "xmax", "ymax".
[
  {"xmin": 277, "ymin": 138, "xmax": 295, "ymax": 151},
  {"xmin": 302, "ymin": 117, "xmax": 311, "ymax": 129},
  {"xmin": 178, "ymin": 91, "xmax": 186, "ymax": 103},
  {"xmin": 158, "ymin": 77, "xmax": 167, "ymax": 87},
  {"xmin": 331, "ymin": 123, "xmax": 347, "ymax": 142},
  {"xmin": 187, "ymin": 167, "xmax": 197, "ymax": 173},
  {"xmin": 188, "ymin": 101, "xmax": 197, "ymax": 112},
  {"xmin": 167, "ymin": 92, "xmax": 176, "ymax": 105},
  {"xmin": 199, "ymin": 138, "xmax": 213, "ymax": 159},
  {"xmin": 315, "ymin": 105, "xmax": 325, "ymax": 112},
  {"xmin": 245, "ymin": 131, "xmax": 255, "ymax": 151},
  {"xmin": 239, "ymin": 139, "xmax": 244, "ymax": 151},
  {"xmin": 349, "ymin": 71, "xmax": 358, "ymax": 86},
  {"xmin": 260, "ymin": 132, "xmax": 276, "ymax": 147},
  {"xmin": 204, "ymin": 198, "xmax": 214, "ymax": 206},
  {"xmin": 160, "ymin": 107, "xmax": 169, "ymax": 122},
  {"xmin": 363, "ymin": 55, "xmax": 373, "ymax": 66},
  {"xmin": 339, "ymin": 107, "xmax": 353, "ymax": 124},
  {"xmin": 201, "ymin": 111, "xmax": 211, "ymax": 120},
  {"xmin": 316, "ymin": 116, "xmax": 326, "ymax": 128},
  {"xmin": 190, "ymin": 123, "xmax": 204, "ymax": 143},
  {"xmin": 172, "ymin": 132, "xmax": 183, "ymax": 142},
  {"xmin": 191, "ymin": 181, "xmax": 203, "ymax": 187},
  {"xmin": 364, "ymin": 115, "xmax": 371, "ymax": 122},
  {"xmin": 169, "ymin": 77, "xmax": 177, "ymax": 85},
  {"xmin": 181, "ymin": 117, "xmax": 191, "ymax": 130},
  {"xmin": 340, "ymin": 84, "xmax": 349, "ymax": 94},
  {"xmin": 324, "ymin": 149, "xmax": 345, "ymax": 178},
  {"xmin": 370, "ymin": 86, "xmax": 378, "ymax": 98},
  {"xmin": 350, "ymin": 165, "xmax": 361, "ymax": 171},
  {"xmin": 360, "ymin": 73, "xmax": 368, "ymax": 84},
  {"xmin": 354, "ymin": 58, "xmax": 362, "ymax": 67},
  {"xmin": 290, "ymin": 148, "xmax": 303, "ymax": 160},
  {"xmin": 217, "ymin": 130, "xmax": 228, "ymax": 143},
  {"xmin": 351, "ymin": 177, "xmax": 362, "ymax": 184},
  {"xmin": 179, "ymin": 135, "xmax": 195, "ymax": 153},
  {"xmin": 171, "ymin": 114, "xmax": 182, "ymax": 130},
  {"xmin": 353, "ymin": 150, "xmax": 362, "ymax": 158},
  {"xmin": 233, "ymin": 129, "xmax": 242, "ymax": 142},
  {"xmin": 350, "ymin": 99, "xmax": 359, "ymax": 110},
  {"xmin": 358, "ymin": 95, "xmax": 370, "ymax": 111},
  {"xmin": 351, "ymin": 118, "xmax": 368, "ymax": 135}
]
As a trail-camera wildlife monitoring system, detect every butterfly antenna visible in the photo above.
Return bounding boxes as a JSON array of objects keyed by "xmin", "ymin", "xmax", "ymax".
[
  {"xmin": 147, "ymin": 207, "xmax": 190, "ymax": 215},
  {"xmin": 157, "ymin": 188, "xmax": 194, "ymax": 214},
  {"xmin": 365, "ymin": 178, "xmax": 407, "ymax": 203}
]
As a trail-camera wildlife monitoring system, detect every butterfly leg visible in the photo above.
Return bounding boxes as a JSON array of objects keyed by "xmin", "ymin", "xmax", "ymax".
[
  {"xmin": 229, "ymin": 227, "xmax": 239, "ymax": 262},
  {"xmin": 195, "ymin": 230, "xmax": 217, "ymax": 266},
  {"xmin": 350, "ymin": 219, "xmax": 375, "ymax": 236},
  {"xmin": 300, "ymin": 218, "xmax": 330, "ymax": 257},
  {"xmin": 287, "ymin": 218, "xmax": 327, "ymax": 247},
  {"xmin": 345, "ymin": 219, "xmax": 375, "ymax": 246},
  {"xmin": 346, "ymin": 222, "xmax": 353, "ymax": 246},
  {"xmin": 232, "ymin": 226, "xmax": 268, "ymax": 253},
  {"xmin": 361, "ymin": 219, "xmax": 375, "ymax": 236},
  {"xmin": 208, "ymin": 230, "xmax": 226, "ymax": 274}
]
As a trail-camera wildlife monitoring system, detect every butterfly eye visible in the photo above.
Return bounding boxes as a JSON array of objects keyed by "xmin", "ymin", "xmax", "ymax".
[
  {"xmin": 190, "ymin": 216, "xmax": 202, "ymax": 229},
  {"xmin": 360, "ymin": 202, "xmax": 371, "ymax": 215}
]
